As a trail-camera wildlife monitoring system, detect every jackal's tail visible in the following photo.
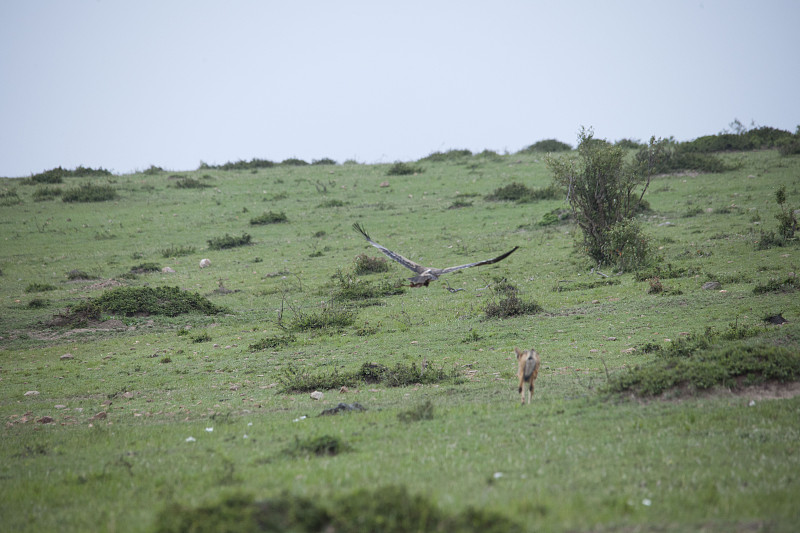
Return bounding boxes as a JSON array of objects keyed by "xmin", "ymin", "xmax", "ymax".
[{"xmin": 523, "ymin": 356, "xmax": 539, "ymax": 381}]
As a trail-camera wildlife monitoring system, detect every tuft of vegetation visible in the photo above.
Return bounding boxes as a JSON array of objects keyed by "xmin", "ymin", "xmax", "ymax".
[
  {"xmin": 27, "ymin": 298, "xmax": 49, "ymax": 309},
  {"xmin": 317, "ymin": 199, "xmax": 346, "ymax": 208},
  {"xmin": 29, "ymin": 166, "xmax": 112, "ymax": 184},
  {"xmin": 250, "ymin": 211, "xmax": 288, "ymax": 225},
  {"xmin": 280, "ymin": 361, "xmax": 463, "ymax": 393},
  {"xmin": 174, "ymin": 177, "xmax": 211, "ymax": 189},
  {"xmin": 418, "ymin": 149, "xmax": 473, "ymax": 162},
  {"xmin": 484, "ymin": 182, "xmax": 559, "ymax": 203},
  {"xmin": 518, "ymin": 139, "xmax": 572, "ymax": 153},
  {"xmin": 753, "ymin": 275, "xmax": 797, "ymax": 294},
  {"xmin": 331, "ymin": 271, "xmax": 404, "ymax": 302},
  {"xmin": 32, "ymin": 186, "xmax": 63, "ymax": 201},
  {"xmin": 284, "ymin": 435, "xmax": 351, "ymax": 457},
  {"xmin": 62, "ymin": 183, "xmax": 118, "ymax": 203},
  {"xmin": 66, "ymin": 269, "xmax": 94, "ymax": 281},
  {"xmin": 199, "ymin": 158, "xmax": 275, "ymax": 171},
  {"xmin": 207, "ymin": 233, "xmax": 252, "ymax": 250},
  {"xmin": 0, "ymin": 189, "xmax": 21, "ymax": 206},
  {"xmin": 248, "ymin": 334, "xmax": 295, "ymax": 351},
  {"xmin": 773, "ymin": 184, "xmax": 797, "ymax": 240},
  {"xmin": 25, "ymin": 282, "xmax": 58, "ymax": 293},
  {"xmin": 552, "ymin": 278, "xmax": 620, "ymax": 292},
  {"xmin": 484, "ymin": 293, "xmax": 542, "ymax": 319},
  {"xmin": 70, "ymin": 286, "xmax": 226, "ymax": 318},
  {"xmin": 311, "ymin": 158, "xmax": 337, "ymax": 165},
  {"xmin": 288, "ymin": 304, "xmax": 357, "ymax": 332},
  {"xmin": 680, "ymin": 121, "xmax": 794, "ymax": 153},
  {"xmin": 397, "ymin": 399, "xmax": 434, "ymax": 422},
  {"xmin": 281, "ymin": 158, "xmax": 309, "ymax": 166},
  {"xmin": 161, "ymin": 244, "xmax": 196, "ymax": 258},
  {"xmin": 128, "ymin": 262, "xmax": 160, "ymax": 275},
  {"xmin": 386, "ymin": 162, "xmax": 423, "ymax": 176},
  {"xmin": 537, "ymin": 207, "xmax": 571, "ymax": 226},
  {"xmin": 614, "ymin": 138, "xmax": 643, "ymax": 149},
  {"xmin": 154, "ymin": 485, "xmax": 522, "ymax": 533},
  {"xmin": 353, "ymin": 254, "xmax": 390, "ymax": 275}
]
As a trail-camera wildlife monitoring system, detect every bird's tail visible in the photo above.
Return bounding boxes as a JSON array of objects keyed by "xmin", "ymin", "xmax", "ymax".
[{"xmin": 353, "ymin": 222, "xmax": 370, "ymax": 240}]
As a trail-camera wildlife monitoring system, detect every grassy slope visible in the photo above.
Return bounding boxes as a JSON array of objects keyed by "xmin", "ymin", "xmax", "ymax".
[{"xmin": 1, "ymin": 151, "xmax": 799, "ymax": 532}]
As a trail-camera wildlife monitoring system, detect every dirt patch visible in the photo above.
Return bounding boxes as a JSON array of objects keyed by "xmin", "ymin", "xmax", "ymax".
[
  {"xmin": 82, "ymin": 279, "xmax": 125, "ymax": 291},
  {"xmin": 655, "ymin": 380, "xmax": 800, "ymax": 403}
]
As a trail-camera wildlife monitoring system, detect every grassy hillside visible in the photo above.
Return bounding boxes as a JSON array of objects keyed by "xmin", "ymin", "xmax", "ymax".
[{"xmin": 1, "ymin": 147, "xmax": 799, "ymax": 532}]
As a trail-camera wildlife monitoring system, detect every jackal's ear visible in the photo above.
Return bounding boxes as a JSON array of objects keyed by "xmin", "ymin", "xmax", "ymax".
[
  {"xmin": 514, "ymin": 347, "xmax": 523, "ymax": 357},
  {"xmin": 530, "ymin": 347, "xmax": 537, "ymax": 355}
]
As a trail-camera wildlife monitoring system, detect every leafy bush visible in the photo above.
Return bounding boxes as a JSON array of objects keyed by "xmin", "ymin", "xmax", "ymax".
[
  {"xmin": 154, "ymin": 485, "xmax": 523, "ymax": 533},
  {"xmin": 207, "ymin": 233, "xmax": 252, "ymax": 250},
  {"xmin": 281, "ymin": 158, "xmax": 309, "ymax": 166},
  {"xmin": 66, "ymin": 269, "xmax": 94, "ymax": 280},
  {"xmin": 418, "ymin": 149, "xmax": 472, "ymax": 162},
  {"xmin": 518, "ymin": 139, "xmax": 572, "ymax": 153},
  {"xmin": 62, "ymin": 183, "xmax": 118, "ymax": 203},
  {"xmin": 774, "ymin": 185, "xmax": 797, "ymax": 239},
  {"xmin": 397, "ymin": 400, "xmax": 434, "ymax": 422},
  {"xmin": 546, "ymin": 128, "xmax": 663, "ymax": 269},
  {"xmin": 174, "ymin": 177, "xmax": 211, "ymax": 189},
  {"xmin": 280, "ymin": 361, "xmax": 463, "ymax": 393},
  {"xmin": 386, "ymin": 162, "xmax": 423, "ymax": 176},
  {"xmin": 317, "ymin": 199, "xmax": 346, "ymax": 208},
  {"xmin": 25, "ymin": 282, "xmax": 57, "ymax": 293},
  {"xmin": 199, "ymin": 158, "xmax": 275, "ymax": 171},
  {"xmin": 484, "ymin": 293, "xmax": 542, "ymax": 319},
  {"xmin": 284, "ymin": 435, "xmax": 351, "ymax": 457},
  {"xmin": 614, "ymin": 138, "xmax": 643, "ymax": 149},
  {"xmin": 250, "ymin": 211, "xmax": 288, "ymax": 225},
  {"xmin": 538, "ymin": 208, "xmax": 571, "ymax": 226},
  {"xmin": 29, "ymin": 165, "xmax": 112, "ymax": 183},
  {"xmin": 353, "ymin": 254, "xmax": 390, "ymax": 275},
  {"xmin": 32, "ymin": 186, "xmax": 62, "ymax": 201},
  {"xmin": 161, "ymin": 245, "xmax": 196, "ymax": 258},
  {"xmin": 311, "ymin": 158, "xmax": 337, "ymax": 165},
  {"xmin": 0, "ymin": 189, "xmax": 21, "ymax": 206},
  {"xmin": 681, "ymin": 124, "xmax": 793, "ymax": 153},
  {"xmin": 128, "ymin": 262, "xmax": 160, "ymax": 275},
  {"xmin": 753, "ymin": 276, "xmax": 797, "ymax": 294},
  {"xmin": 248, "ymin": 334, "xmax": 295, "ymax": 351},
  {"xmin": 484, "ymin": 182, "xmax": 559, "ymax": 203},
  {"xmin": 70, "ymin": 286, "xmax": 225, "ymax": 317},
  {"xmin": 289, "ymin": 304, "xmax": 356, "ymax": 331}
]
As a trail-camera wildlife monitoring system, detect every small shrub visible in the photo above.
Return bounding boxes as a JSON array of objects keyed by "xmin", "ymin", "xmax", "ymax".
[
  {"xmin": 161, "ymin": 245, "xmax": 196, "ymax": 258},
  {"xmin": 538, "ymin": 208, "xmax": 571, "ymax": 226},
  {"xmin": 66, "ymin": 269, "xmax": 94, "ymax": 281},
  {"xmin": 397, "ymin": 400, "xmax": 434, "ymax": 423},
  {"xmin": 418, "ymin": 149, "xmax": 472, "ymax": 162},
  {"xmin": 199, "ymin": 158, "xmax": 275, "ymax": 171},
  {"xmin": 615, "ymin": 138, "xmax": 643, "ymax": 149},
  {"xmin": 353, "ymin": 254, "xmax": 390, "ymax": 275},
  {"xmin": 207, "ymin": 233, "xmax": 251, "ymax": 250},
  {"xmin": 62, "ymin": 183, "xmax": 118, "ymax": 203},
  {"xmin": 30, "ymin": 166, "xmax": 111, "ymax": 183},
  {"xmin": 317, "ymin": 199, "xmax": 346, "ymax": 208},
  {"xmin": 174, "ymin": 177, "xmax": 211, "ymax": 189},
  {"xmin": 191, "ymin": 331, "xmax": 212, "ymax": 343},
  {"xmin": 281, "ymin": 158, "xmax": 309, "ymax": 166},
  {"xmin": 484, "ymin": 293, "xmax": 542, "ymax": 319},
  {"xmin": 386, "ymin": 162, "xmax": 423, "ymax": 176},
  {"xmin": 774, "ymin": 185, "xmax": 797, "ymax": 240},
  {"xmin": 27, "ymin": 298, "xmax": 49, "ymax": 309},
  {"xmin": 0, "ymin": 189, "xmax": 21, "ymax": 206},
  {"xmin": 142, "ymin": 165, "xmax": 163, "ymax": 175},
  {"xmin": 448, "ymin": 199, "xmax": 473, "ymax": 209},
  {"xmin": 280, "ymin": 360, "xmax": 462, "ymax": 392},
  {"xmin": 249, "ymin": 211, "xmax": 288, "ymax": 225},
  {"xmin": 70, "ymin": 286, "xmax": 225, "ymax": 317},
  {"xmin": 289, "ymin": 304, "xmax": 356, "ymax": 331},
  {"xmin": 518, "ymin": 139, "xmax": 572, "ymax": 153},
  {"xmin": 647, "ymin": 277, "xmax": 664, "ymax": 294},
  {"xmin": 128, "ymin": 262, "xmax": 160, "ymax": 274},
  {"xmin": 285, "ymin": 435, "xmax": 350, "ymax": 457},
  {"xmin": 311, "ymin": 157, "xmax": 337, "ymax": 165},
  {"xmin": 753, "ymin": 276, "xmax": 797, "ymax": 294},
  {"xmin": 25, "ymin": 282, "xmax": 57, "ymax": 293},
  {"xmin": 485, "ymin": 182, "xmax": 559, "ymax": 203},
  {"xmin": 32, "ymin": 186, "xmax": 62, "ymax": 201},
  {"xmin": 331, "ymin": 271, "xmax": 404, "ymax": 302},
  {"xmin": 248, "ymin": 334, "xmax": 295, "ymax": 351}
]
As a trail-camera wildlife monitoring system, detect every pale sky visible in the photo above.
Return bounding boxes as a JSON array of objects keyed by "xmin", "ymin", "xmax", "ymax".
[{"xmin": 1, "ymin": 1, "xmax": 798, "ymax": 177}]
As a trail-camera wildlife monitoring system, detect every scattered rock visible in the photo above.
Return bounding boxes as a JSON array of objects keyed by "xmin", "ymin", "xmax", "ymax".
[
  {"xmin": 60, "ymin": 353, "xmax": 74, "ymax": 360},
  {"xmin": 55, "ymin": 405, "xmax": 67, "ymax": 409},
  {"xmin": 380, "ymin": 181, "xmax": 390, "ymax": 187},
  {"xmin": 199, "ymin": 258, "xmax": 211, "ymax": 268},
  {"xmin": 320, "ymin": 403, "xmax": 367, "ymax": 416},
  {"xmin": 162, "ymin": 267, "xmax": 176, "ymax": 273},
  {"xmin": 89, "ymin": 411, "xmax": 107, "ymax": 421},
  {"xmin": 702, "ymin": 281, "xmax": 722, "ymax": 290},
  {"xmin": 310, "ymin": 391, "xmax": 324, "ymax": 401},
  {"xmin": 37, "ymin": 416, "xmax": 55, "ymax": 424},
  {"xmin": 24, "ymin": 391, "xmax": 39, "ymax": 396},
  {"xmin": 339, "ymin": 386, "xmax": 349, "ymax": 394}
]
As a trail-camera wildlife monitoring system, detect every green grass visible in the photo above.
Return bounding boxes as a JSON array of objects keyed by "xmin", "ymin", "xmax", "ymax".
[{"xmin": 1, "ymin": 147, "xmax": 799, "ymax": 532}]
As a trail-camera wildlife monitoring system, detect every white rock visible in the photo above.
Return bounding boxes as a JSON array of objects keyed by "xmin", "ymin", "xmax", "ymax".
[
  {"xmin": 199, "ymin": 258, "xmax": 211, "ymax": 268},
  {"xmin": 310, "ymin": 391, "xmax": 324, "ymax": 401},
  {"xmin": 24, "ymin": 391, "xmax": 39, "ymax": 396},
  {"xmin": 162, "ymin": 267, "xmax": 176, "ymax": 273}
]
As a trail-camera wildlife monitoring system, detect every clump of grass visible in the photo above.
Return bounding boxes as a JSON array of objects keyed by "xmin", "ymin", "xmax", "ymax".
[
  {"xmin": 207, "ymin": 233, "xmax": 251, "ymax": 250},
  {"xmin": 288, "ymin": 304, "xmax": 357, "ymax": 331},
  {"xmin": 448, "ymin": 199, "xmax": 473, "ymax": 209},
  {"xmin": 538, "ymin": 208, "xmax": 570, "ymax": 226},
  {"xmin": 161, "ymin": 244, "xmax": 196, "ymax": 258},
  {"xmin": 281, "ymin": 158, "xmax": 309, "ymax": 166},
  {"xmin": 154, "ymin": 486, "xmax": 523, "ymax": 533},
  {"xmin": 128, "ymin": 262, "xmax": 160, "ymax": 274},
  {"xmin": 284, "ymin": 435, "xmax": 350, "ymax": 457},
  {"xmin": 485, "ymin": 182, "xmax": 559, "ymax": 203},
  {"xmin": 317, "ymin": 199, "xmax": 346, "ymax": 208},
  {"xmin": 25, "ymin": 282, "xmax": 57, "ymax": 293},
  {"xmin": 29, "ymin": 166, "xmax": 112, "ymax": 184},
  {"xmin": 27, "ymin": 298, "xmax": 49, "ymax": 309},
  {"xmin": 418, "ymin": 149, "xmax": 472, "ymax": 162},
  {"xmin": 191, "ymin": 331, "xmax": 212, "ymax": 343},
  {"xmin": 552, "ymin": 278, "xmax": 620, "ymax": 292},
  {"xmin": 248, "ymin": 334, "xmax": 295, "ymax": 351},
  {"xmin": 518, "ymin": 139, "xmax": 572, "ymax": 153},
  {"xmin": 331, "ymin": 271, "xmax": 404, "ymax": 302},
  {"xmin": 280, "ymin": 361, "xmax": 463, "ymax": 392},
  {"xmin": 69, "ymin": 286, "xmax": 225, "ymax": 318},
  {"xmin": 311, "ymin": 158, "xmax": 337, "ymax": 165},
  {"xmin": 353, "ymin": 254, "xmax": 390, "ymax": 275},
  {"xmin": 753, "ymin": 276, "xmax": 797, "ymax": 294},
  {"xmin": 250, "ymin": 211, "xmax": 288, "ymax": 225},
  {"xmin": 397, "ymin": 400, "xmax": 434, "ymax": 423},
  {"xmin": 386, "ymin": 162, "xmax": 423, "ymax": 176},
  {"xmin": 647, "ymin": 277, "xmax": 664, "ymax": 294},
  {"xmin": 32, "ymin": 186, "xmax": 63, "ymax": 201},
  {"xmin": 174, "ymin": 177, "xmax": 211, "ymax": 189},
  {"xmin": 66, "ymin": 269, "xmax": 94, "ymax": 281},
  {"xmin": 0, "ymin": 189, "xmax": 21, "ymax": 206},
  {"xmin": 62, "ymin": 183, "xmax": 118, "ymax": 202},
  {"xmin": 484, "ymin": 293, "xmax": 542, "ymax": 319}
]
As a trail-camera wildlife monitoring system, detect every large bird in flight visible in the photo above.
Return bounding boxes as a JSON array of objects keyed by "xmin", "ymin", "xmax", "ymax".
[{"xmin": 353, "ymin": 223, "xmax": 519, "ymax": 287}]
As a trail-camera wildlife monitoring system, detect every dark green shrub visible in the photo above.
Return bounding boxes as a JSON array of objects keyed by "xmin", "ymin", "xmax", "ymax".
[
  {"xmin": 27, "ymin": 298, "xmax": 49, "ymax": 309},
  {"xmin": 353, "ymin": 254, "xmax": 390, "ymax": 274},
  {"xmin": 207, "ymin": 233, "xmax": 251, "ymax": 250},
  {"xmin": 30, "ymin": 166, "xmax": 111, "ymax": 183},
  {"xmin": 484, "ymin": 293, "xmax": 542, "ymax": 318},
  {"xmin": 32, "ymin": 186, "xmax": 62, "ymax": 201},
  {"xmin": 161, "ymin": 245, "xmax": 196, "ymax": 258},
  {"xmin": 281, "ymin": 158, "xmax": 309, "ymax": 166},
  {"xmin": 317, "ymin": 199, "xmax": 346, "ymax": 208},
  {"xmin": 777, "ymin": 135, "xmax": 800, "ymax": 156},
  {"xmin": 250, "ymin": 211, "xmax": 288, "ymax": 225},
  {"xmin": 66, "ymin": 269, "xmax": 94, "ymax": 280},
  {"xmin": 681, "ymin": 124, "xmax": 793, "ymax": 153},
  {"xmin": 753, "ymin": 276, "xmax": 797, "ymax": 294},
  {"xmin": 614, "ymin": 138, "xmax": 643, "ymax": 149},
  {"xmin": 0, "ymin": 189, "xmax": 21, "ymax": 206},
  {"xmin": 289, "ymin": 304, "xmax": 356, "ymax": 331},
  {"xmin": 128, "ymin": 262, "xmax": 160, "ymax": 274},
  {"xmin": 142, "ymin": 165, "xmax": 163, "ymax": 175},
  {"xmin": 397, "ymin": 400, "xmax": 434, "ymax": 422},
  {"xmin": 71, "ymin": 286, "xmax": 225, "ymax": 317},
  {"xmin": 284, "ymin": 435, "xmax": 351, "ymax": 457},
  {"xmin": 25, "ymin": 282, "xmax": 57, "ymax": 293},
  {"xmin": 311, "ymin": 158, "xmax": 337, "ymax": 165},
  {"xmin": 538, "ymin": 208, "xmax": 571, "ymax": 226},
  {"xmin": 199, "ymin": 158, "xmax": 275, "ymax": 171},
  {"xmin": 248, "ymin": 334, "xmax": 295, "ymax": 351},
  {"xmin": 418, "ymin": 149, "xmax": 472, "ymax": 162},
  {"xmin": 174, "ymin": 177, "xmax": 210, "ymax": 189},
  {"xmin": 485, "ymin": 182, "xmax": 558, "ymax": 203},
  {"xmin": 62, "ymin": 183, "xmax": 118, "ymax": 203},
  {"xmin": 280, "ymin": 360, "xmax": 462, "ymax": 392},
  {"xmin": 386, "ymin": 162, "xmax": 423, "ymax": 176},
  {"xmin": 774, "ymin": 185, "xmax": 797, "ymax": 239},
  {"xmin": 518, "ymin": 139, "xmax": 572, "ymax": 153}
]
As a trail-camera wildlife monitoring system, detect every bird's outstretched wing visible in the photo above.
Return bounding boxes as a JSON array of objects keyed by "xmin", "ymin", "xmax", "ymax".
[
  {"xmin": 438, "ymin": 246, "xmax": 519, "ymax": 274},
  {"xmin": 352, "ymin": 223, "xmax": 427, "ymax": 274}
]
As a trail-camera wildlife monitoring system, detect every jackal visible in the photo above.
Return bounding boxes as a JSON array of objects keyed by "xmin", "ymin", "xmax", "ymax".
[{"xmin": 514, "ymin": 347, "xmax": 540, "ymax": 405}]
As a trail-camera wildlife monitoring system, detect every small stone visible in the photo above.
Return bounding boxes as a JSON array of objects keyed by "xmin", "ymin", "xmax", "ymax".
[
  {"xmin": 702, "ymin": 281, "xmax": 721, "ymax": 290},
  {"xmin": 199, "ymin": 258, "xmax": 211, "ymax": 268},
  {"xmin": 162, "ymin": 267, "xmax": 176, "ymax": 273},
  {"xmin": 310, "ymin": 391, "xmax": 324, "ymax": 401},
  {"xmin": 37, "ymin": 416, "xmax": 55, "ymax": 424},
  {"xmin": 24, "ymin": 391, "xmax": 39, "ymax": 396},
  {"xmin": 380, "ymin": 181, "xmax": 390, "ymax": 187},
  {"xmin": 60, "ymin": 353, "xmax": 74, "ymax": 360},
  {"xmin": 90, "ymin": 411, "xmax": 107, "ymax": 421}
]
